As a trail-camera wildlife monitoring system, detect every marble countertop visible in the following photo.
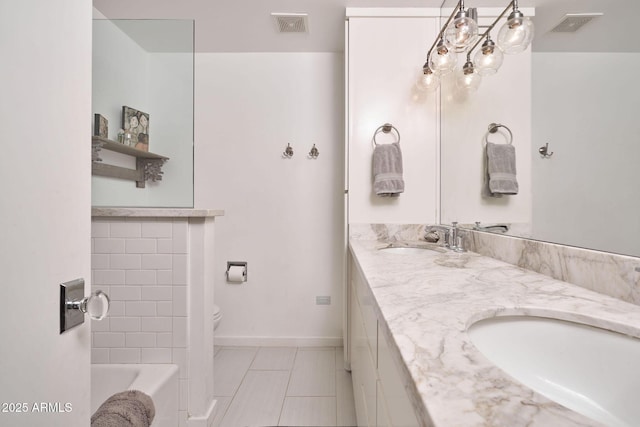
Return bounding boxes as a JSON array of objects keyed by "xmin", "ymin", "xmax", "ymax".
[
  {"xmin": 91, "ymin": 207, "xmax": 224, "ymax": 218},
  {"xmin": 349, "ymin": 238, "xmax": 640, "ymax": 427}
]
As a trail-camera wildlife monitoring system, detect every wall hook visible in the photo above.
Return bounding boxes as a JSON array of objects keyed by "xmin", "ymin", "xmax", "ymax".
[
  {"xmin": 538, "ymin": 143, "xmax": 554, "ymax": 158},
  {"xmin": 308, "ymin": 144, "xmax": 319, "ymax": 159},
  {"xmin": 283, "ymin": 143, "xmax": 294, "ymax": 158}
]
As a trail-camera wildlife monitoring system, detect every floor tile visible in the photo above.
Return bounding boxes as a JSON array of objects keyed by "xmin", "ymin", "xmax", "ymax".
[
  {"xmin": 279, "ymin": 397, "xmax": 336, "ymax": 426},
  {"xmin": 287, "ymin": 348, "xmax": 336, "ymax": 397},
  {"xmin": 251, "ymin": 347, "xmax": 297, "ymax": 371},
  {"xmin": 336, "ymin": 369, "xmax": 357, "ymax": 426},
  {"xmin": 219, "ymin": 370, "xmax": 290, "ymax": 427},
  {"xmin": 211, "ymin": 396, "xmax": 232, "ymax": 427},
  {"xmin": 213, "ymin": 347, "xmax": 258, "ymax": 396}
]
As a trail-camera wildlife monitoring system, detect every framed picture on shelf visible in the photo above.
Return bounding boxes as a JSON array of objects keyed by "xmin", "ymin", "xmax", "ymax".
[
  {"xmin": 122, "ymin": 106, "xmax": 150, "ymax": 152},
  {"xmin": 94, "ymin": 114, "xmax": 108, "ymax": 138}
]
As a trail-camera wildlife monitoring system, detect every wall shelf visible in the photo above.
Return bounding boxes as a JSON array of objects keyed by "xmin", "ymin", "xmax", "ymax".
[{"xmin": 92, "ymin": 136, "xmax": 169, "ymax": 188}]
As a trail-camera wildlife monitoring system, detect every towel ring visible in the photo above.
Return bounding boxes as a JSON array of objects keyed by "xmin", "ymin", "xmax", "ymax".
[
  {"xmin": 484, "ymin": 123, "xmax": 513, "ymax": 145},
  {"xmin": 372, "ymin": 123, "xmax": 401, "ymax": 148}
]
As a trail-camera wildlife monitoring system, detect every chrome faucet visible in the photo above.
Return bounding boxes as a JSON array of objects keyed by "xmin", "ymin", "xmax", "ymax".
[{"xmin": 425, "ymin": 222, "xmax": 466, "ymax": 252}]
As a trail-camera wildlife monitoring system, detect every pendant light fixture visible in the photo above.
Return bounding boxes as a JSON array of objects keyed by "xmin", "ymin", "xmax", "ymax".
[
  {"xmin": 444, "ymin": 0, "xmax": 479, "ymax": 52},
  {"xmin": 416, "ymin": 0, "xmax": 533, "ymax": 94},
  {"xmin": 473, "ymin": 35, "xmax": 504, "ymax": 75}
]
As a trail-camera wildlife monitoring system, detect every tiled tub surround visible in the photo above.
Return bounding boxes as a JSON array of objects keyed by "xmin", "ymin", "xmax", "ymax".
[
  {"xmin": 349, "ymin": 225, "xmax": 640, "ymax": 426},
  {"xmin": 91, "ymin": 208, "xmax": 223, "ymax": 427}
]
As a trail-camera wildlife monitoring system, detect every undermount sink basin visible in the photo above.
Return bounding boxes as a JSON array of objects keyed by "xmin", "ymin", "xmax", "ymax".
[
  {"xmin": 468, "ymin": 315, "xmax": 640, "ymax": 427},
  {"xmin": 378, "ymin": 244, "xmax": 443, "ymax": 254},
  {"xmin": 379, "ymin": 247, "xmax": 434, "ymax": 254}
]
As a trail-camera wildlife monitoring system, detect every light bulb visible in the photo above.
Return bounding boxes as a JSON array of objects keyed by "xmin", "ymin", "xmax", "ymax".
[
  {"xmin": 497, "ymin": 10, "xmax": 534, "ymax": 54},
  {"xmin": 456, "ymin": 60, "xmax": 482, "ymax": 92},
  {"xmin": 416, "ymin": 65, "xmax": 440, "ymax": 92},
  {"xmin": 445, "ymin": 9, "xmax": 479, "ymax": 52},
  {"xmin": 473, "ymin": 37, "xmax": 504, "ymax": 76},
  {"xmin": 429, "ymin": 39, "xmax": 457, "ymax": 75}
]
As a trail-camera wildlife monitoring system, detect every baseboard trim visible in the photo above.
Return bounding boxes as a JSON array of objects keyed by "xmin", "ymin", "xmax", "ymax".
[
  {"xmin": 187, "ymin": 399, "xmax": 216, "ymax": 427},
  {"xmin": 214, "ymin": 336, "xmax": 343, "ymax": 347}
]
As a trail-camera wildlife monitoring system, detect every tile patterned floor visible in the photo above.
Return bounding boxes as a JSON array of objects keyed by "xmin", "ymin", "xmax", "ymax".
[{"xmin": 212, "ymin": 346, "xmax": 356, "ymax": 427}]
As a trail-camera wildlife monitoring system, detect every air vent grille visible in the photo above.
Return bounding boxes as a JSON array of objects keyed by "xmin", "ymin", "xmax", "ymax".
[
  {"xmin": 272, "ymin": 13, "xmax": 309, "ymax": 33},
  {"xmin": 551, "ymin": 13, "xmax": 602, "ymax": 33}
]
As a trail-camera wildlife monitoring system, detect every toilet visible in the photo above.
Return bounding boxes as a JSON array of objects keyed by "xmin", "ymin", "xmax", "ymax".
[{"xmin": 213, "ymin": 304, "xmax": 222, "ymax": 331}]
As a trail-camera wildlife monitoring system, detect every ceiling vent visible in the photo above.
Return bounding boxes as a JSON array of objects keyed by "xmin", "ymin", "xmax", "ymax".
[
  {"xmin": 272, "ymin": 13, "xmax": 309, "ymax": 33},
  {"xmin": 551, "ymin": 13, "xmax": 603, "ymax": 33}
]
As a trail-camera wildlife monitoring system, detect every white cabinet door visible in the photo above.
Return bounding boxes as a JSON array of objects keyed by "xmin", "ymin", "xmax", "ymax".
[
  {"xmin": 378, "ymin": 328, "xmax": 420, "ymax": 427},
  {"xmin": 347, "ymin": 15, "xmax": 439, "ymax": 225}
]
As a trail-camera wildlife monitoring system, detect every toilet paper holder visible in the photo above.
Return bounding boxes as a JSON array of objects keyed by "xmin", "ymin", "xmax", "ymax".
[{"xmin": 226, "ymin": 261, "xmax": 247, "ymax": 282}]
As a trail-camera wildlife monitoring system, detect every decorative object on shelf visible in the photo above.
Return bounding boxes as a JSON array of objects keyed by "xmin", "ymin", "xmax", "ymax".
[
  {"xmin": 94, "ymin": 114, "xmax": 109, "ymax": 138},
  {"xmin": 122, "ymin": 106, "xmax": 150, "ymax": 152},
  {"xmin": 308, "ymin": 144, "xmax": 319, "ymax": 159},
  {"xmin": 538, "ymin": 142, "xmax": 554, "ymax": 158},
  {"xmin": 417, "ymin": 0, "xmax": 534, "ymax": 94},
  {"xmin": 122, "ymin": 131, "xmax": 133, "ymax": 147},
  {"xmin": 283, "ymin": 143, "xmax": 294, "ymax": 158},
  {"xmin": 91, "ymin": 137, "xmax": 168, "ymax": 188}
]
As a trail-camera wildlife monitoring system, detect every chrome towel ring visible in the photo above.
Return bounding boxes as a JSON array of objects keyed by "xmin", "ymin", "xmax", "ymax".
[
  {"xmin": 485, "ymin": 123, "xmax": 513, "ymax": 145},
  {"xmin": 372, "ymin": 123, "xmax": 401, "ymax": 148}
]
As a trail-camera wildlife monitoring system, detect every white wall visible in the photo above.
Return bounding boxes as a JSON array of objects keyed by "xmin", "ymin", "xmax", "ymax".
[
  {"xmin": 0, "ymin": 1, "xmax": 92, "ymax": 425},
  {"xmin": 347, "ymin": 15, "xmax": 439, "ymax": 224},
  {"xmin": 195, "ymin": 53, "xmax": 345, "ymax": 344},
  {"xmin": 532, "ymin": 52, "xmax": 640, "ymax": 257},
  {"xmin": 92, "ymin": 21, "xmax": 194, "ymax": 207},
  {"xmin": 440, "ymin": 34, "xmax": 532, "ymax": 226}
]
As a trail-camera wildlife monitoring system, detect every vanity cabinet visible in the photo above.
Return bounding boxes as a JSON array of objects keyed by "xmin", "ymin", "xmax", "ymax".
[{"xmin": 350, "ymin": 257, "xmax": 420, "ymax": 427}]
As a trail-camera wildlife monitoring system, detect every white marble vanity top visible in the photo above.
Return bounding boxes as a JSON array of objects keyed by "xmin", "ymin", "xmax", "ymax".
[
  {"xmin": 92, "ymin": 207, "xmax": 224, "ymax": 218},
  {"xmin": 349, "ymin": 238, "xmax": 640, "ymax": 427}
]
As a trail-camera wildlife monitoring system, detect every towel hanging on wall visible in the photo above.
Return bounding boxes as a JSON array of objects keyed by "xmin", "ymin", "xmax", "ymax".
[
  {"xmin": 486, "ymin": 142, "xmax": 518, "ymax": 195},
  {"xmin": 372, "ymin": 124, "xmax": 404, "ymax": 197}
]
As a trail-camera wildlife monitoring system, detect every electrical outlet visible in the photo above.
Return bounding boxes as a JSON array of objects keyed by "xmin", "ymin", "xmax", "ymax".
[{"xmin": 316, "ymin": 296, "xmax": 331, "ymax": 305}]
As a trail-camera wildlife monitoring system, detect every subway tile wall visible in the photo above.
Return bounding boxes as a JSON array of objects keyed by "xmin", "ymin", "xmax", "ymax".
[{"xmin": 91, "ymin": 217, "xmax": 190, "ymax": 425}]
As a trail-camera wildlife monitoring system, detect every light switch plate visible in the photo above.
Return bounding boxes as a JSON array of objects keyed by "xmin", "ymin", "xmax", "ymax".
[{"xmin": 60, "ymin": 278, "xmax": 85, "ymax": 334}]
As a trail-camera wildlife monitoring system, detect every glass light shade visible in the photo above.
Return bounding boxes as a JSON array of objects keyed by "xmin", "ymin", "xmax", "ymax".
[
  {"xmin": 429, "ymin": 40, "xmax": 457, "ymax": 74},
  {"xmin": 497, "ymin": 15, "xmax": 534, "ymax": 54},
  {"xmin": 456, "ymin": 64, "xmax": 482, "ymax": 92},
  {"xmin": 473, "ymin": 40, "xmax": 504, "ymax": 76},
  {"xmin": 445, "ymin": 11, "xmax": 479, "ymax": 51},
  {"xmin": 416, "ymin": 68, "xmax": 440, "ymax": 92}
]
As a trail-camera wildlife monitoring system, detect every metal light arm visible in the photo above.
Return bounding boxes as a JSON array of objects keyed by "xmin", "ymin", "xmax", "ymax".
[
  {"xmin": 424, "ymin": 0, "xmax": 464, "ymax": 65},
  {"xmin": 467, "ymin": 0, "xmax": 515, "ymax": 57}
]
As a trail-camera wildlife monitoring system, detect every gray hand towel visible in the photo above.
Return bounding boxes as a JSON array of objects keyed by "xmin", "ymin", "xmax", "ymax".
[
  {"xmin": 373, "ymin": 142, "xmax": 404, "ymax": 197},
  {"xmin": 486, "ymin": 142, "xmax": 518, "ymax": 195},
  {"xmin": 91, "ymin": 390, "xmax": 155, "ymax": 427}
]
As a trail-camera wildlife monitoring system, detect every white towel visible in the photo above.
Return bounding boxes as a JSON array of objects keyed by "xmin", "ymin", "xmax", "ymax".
[{"xmin": 373, "ymin": 142, "xmax": 404, "ymax": 197}]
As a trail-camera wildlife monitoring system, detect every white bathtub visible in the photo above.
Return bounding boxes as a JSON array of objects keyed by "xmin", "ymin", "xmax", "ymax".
[{"xmin": 91, "ymin": 364, "xmax": 179, "ymax": 427}]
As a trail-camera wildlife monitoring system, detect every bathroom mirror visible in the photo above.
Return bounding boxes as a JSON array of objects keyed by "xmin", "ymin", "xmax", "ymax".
[
  {"xmin": 440, "ymin": 0, "xmax": 640, "ymax": 258},
  {"xmin": 92, "ymin": 19, "xmax": 194, "ymax": 208}
]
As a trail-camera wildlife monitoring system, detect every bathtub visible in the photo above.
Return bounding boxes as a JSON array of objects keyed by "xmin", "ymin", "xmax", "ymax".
[{"xmin": 91, "ymin": 364, "xmax": 179, "ymax": 427}]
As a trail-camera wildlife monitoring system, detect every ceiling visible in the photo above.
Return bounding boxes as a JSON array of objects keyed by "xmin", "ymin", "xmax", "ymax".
[{"xmin": 93, "ymin": 0, "xmax": 637, "ymax": 53}]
